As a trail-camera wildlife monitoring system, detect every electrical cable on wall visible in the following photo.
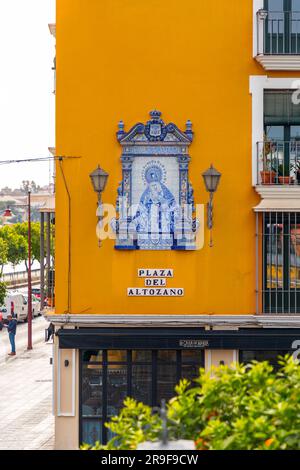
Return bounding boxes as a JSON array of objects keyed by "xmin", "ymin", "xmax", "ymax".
[{"xmin": 0, "ymin": 155, "xmax": 80, "ymax": 166}]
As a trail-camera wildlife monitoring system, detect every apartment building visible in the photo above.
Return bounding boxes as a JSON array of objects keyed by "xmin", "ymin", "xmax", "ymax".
[{"xmin": 49, "ymin": 0, "xmax": 300, "ymax": 449}]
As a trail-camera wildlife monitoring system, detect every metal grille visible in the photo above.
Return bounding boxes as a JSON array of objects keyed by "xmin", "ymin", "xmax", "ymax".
[
  {"xmin": 261, "ymin": 11, "xmax": 300, "ymax": 54},
  {"xmin": 257, "ymin": 141, "xmax": 300, "ymax": 186},
  {"xmin": 257, "ymin": 212, "xmax": 300, "ymax": 314}
]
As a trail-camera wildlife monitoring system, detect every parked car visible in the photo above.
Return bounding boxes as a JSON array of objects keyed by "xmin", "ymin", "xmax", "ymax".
[
  {"xmin": 0, "ymin": 308, "xmax": 5, "ymax": 328},
  {"xmin": 31, "ymin": 288, "xmax": 49, "ymax": 307},
  {"xmin": 32, "ymin": 295, "xmax": 41, "ymax": 317},
  {"xmin": 1, "ymin": 291, "xmax": 28, "ymax": 322},
  {"xmin": 32, "ymin": 288, "xmax": 41, "ymax": 299}
]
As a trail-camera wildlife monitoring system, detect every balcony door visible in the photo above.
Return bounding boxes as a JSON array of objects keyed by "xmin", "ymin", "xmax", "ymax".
[
  {"xmin": 264, "ymin": 0, "xmax": 300, "ymax": 54},
  {"xmin": 264, "ymin": 90, "xmax": 300, "ymax": 183},
  {"xmin": 265, "ymin": 125, "xmax": 300, "ymax": 180}
]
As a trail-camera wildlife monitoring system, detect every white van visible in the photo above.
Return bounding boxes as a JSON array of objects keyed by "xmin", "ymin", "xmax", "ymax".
[
  {"xmin": 23, "ymin": 294, "xmax": 41, "ymax": 318},
  {"xmin": 1, "ymin": 291, "xmax": 28, "ymax": 322}
]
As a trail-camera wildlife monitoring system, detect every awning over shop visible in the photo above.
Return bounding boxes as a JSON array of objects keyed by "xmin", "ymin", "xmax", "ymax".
[
  {"xmin": 58, "ymin": 327, "xmax": 300, "ymax": 351},
  {"xmin": 254, "ymin": 199, "xmax": 300, "ymax": 212}
]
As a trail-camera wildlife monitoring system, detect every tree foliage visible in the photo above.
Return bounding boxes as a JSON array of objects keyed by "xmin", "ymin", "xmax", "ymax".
[
  {"xmin": 20, "ymin": 180, "xmax": 41, "ymax": 194},
  {"xmin": 0, "ymin": 222, "xmax": 50, "ymax": 270},
  {"xmin": 0, "ymin": 280, "xmax": 7, "ymax": 306},
  {"xmin": 0, "ymin": 225, "xmax": 28, "ymax": 267},
  {"xmin": 83, "ymin": 357, "xmax": 300, "ymax": 451},
  {"xmin": 14, "ymin": 222, "xmax": 41, "ymax": 266},
  {"xmin": 0, "ymin": 237, "xmax": 8, "ymax": 273}
]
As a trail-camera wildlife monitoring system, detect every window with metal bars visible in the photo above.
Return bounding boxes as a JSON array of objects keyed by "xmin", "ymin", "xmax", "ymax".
[
  {"xmin": 264, "ymin": 0, "xmax": 300, "ymax": 54},
  {"xmin": 260, "ymin": 212, "xmax": 300, "ymax": 313}
]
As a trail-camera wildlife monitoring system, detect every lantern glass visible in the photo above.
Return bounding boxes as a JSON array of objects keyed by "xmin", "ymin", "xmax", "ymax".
[
  {"xmin": 90, "ymin": 166, "xmax": 109, "ymax": 194},
  {"xmin": 202, "ymin": 165, "xmax": 221, "ymax": 193},
  {"xmin": 3, "ymin": 208, "xmax": 12, "ymax": 217}
]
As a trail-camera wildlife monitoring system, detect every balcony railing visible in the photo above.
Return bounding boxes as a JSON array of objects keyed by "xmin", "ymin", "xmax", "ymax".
[
  {"xmin": 257, "ymin": 10, "xmax": 300, "ymax": 55},
  {"xmin": 257, "ymin": 141, "xmax": 300, "ymax": 186}
]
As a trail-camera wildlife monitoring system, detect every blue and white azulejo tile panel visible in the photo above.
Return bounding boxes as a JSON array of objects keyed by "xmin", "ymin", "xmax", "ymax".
[{"xmin": 112, "ymin": 110, "xmax": 198, "ymax": 251}]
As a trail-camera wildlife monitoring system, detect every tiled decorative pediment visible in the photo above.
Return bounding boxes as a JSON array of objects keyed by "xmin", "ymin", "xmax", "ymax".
[
  {"xmin": 112, "ymin": 110, "xmax": 198, "ymax": 251},
  {"xmin": 117, "ymin": 110, "xmax": 193, "ymax": 144}
]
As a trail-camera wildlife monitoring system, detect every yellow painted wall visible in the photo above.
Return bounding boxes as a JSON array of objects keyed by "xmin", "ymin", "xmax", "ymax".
[{"xmin": 55, "ymin": 0, "xmax": 299, "ymax": 316}]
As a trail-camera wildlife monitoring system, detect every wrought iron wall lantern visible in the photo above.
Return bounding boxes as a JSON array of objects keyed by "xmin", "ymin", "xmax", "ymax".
[
  {"xmin": 202, "ymin": 164, "xmax": 222, "ymax": 247},
  {"xmin": 90, "ymin": 165, "xmax": 109, "ymax": 247}
]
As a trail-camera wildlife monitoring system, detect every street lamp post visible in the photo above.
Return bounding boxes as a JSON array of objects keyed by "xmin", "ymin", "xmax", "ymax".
[
  {"xmin": 27, "ymin": 190, "xmax": 32, "ymax": 350},
  {"xmin": 2, "ymin": 190, "xmax": 33, "ymax": 350}
]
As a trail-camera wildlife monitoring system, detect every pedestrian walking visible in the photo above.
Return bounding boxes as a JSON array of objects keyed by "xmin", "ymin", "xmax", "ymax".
[
  {"xmin": 46, "ymin": 322, "xmax": 54, "ymax": 342},
  {"xmin": 4, "ymin": 313, "xmax": 17, "ymax": 356}
]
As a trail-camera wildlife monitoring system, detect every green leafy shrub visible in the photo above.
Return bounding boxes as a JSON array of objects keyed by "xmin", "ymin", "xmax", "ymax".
[{"xmin": 82, "ymin": 356, "xmax": 300, "ymax": 450}]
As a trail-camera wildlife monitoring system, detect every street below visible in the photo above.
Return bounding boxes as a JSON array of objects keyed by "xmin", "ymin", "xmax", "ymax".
[{"xmin": 0, "ymin": 316, "xmax": 54, "ymax": 450}]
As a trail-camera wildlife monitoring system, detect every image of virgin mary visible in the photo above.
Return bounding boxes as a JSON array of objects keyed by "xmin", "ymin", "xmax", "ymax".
[{"xmin": 130, "ymin": 166, "xmax": 179, "ymax": 246}]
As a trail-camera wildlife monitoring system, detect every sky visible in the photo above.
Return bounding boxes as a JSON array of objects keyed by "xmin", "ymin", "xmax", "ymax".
[{"xmin": 0, "ymin": 0, "xmax": 55, "ymax": 190}]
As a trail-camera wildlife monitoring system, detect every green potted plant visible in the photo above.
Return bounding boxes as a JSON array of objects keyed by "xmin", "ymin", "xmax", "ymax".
[
  {"xmin": 291, "ymin": 159, "xmax": 300, "ymax": 185},
  {"xmin": 260, "ymin": 134, "xmax": 276, "ymax": 185},
  {"xmin": 278, "ymin": 162, "xmax": 294, "ymax": 185}
]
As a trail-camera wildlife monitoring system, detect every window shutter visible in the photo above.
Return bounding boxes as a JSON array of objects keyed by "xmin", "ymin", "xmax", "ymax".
[{"xmin": 264, "ymin": 90, "xmax": 300, "ymax": 125}]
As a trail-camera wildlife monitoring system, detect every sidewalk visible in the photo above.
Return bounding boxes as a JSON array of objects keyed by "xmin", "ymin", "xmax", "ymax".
[
  {"xmin": 0, "ymin": 317, "xmax": 48, "ymax": 363},
  {"xmin": 0, "ymin": 337, "xmax": 54, "ymax": 450}
]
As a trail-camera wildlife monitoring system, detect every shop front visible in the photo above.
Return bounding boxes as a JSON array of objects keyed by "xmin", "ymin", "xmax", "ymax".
[
  {"xmin": 80, "ymin": 349, "xmax": 204, "ymax": 445},
  {"xmin": 54, "ymin": 326, "xmax": 300, "ymax": 447}
]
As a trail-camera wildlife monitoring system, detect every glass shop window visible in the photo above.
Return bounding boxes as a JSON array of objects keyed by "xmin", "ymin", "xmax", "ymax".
[
  {"xmin": 80, "ymin": 348, "xmax": 204, "ymax": 446},
  {"xmin": 239, "ymin": 350, "xmax": 290, "ymax": 370}
]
